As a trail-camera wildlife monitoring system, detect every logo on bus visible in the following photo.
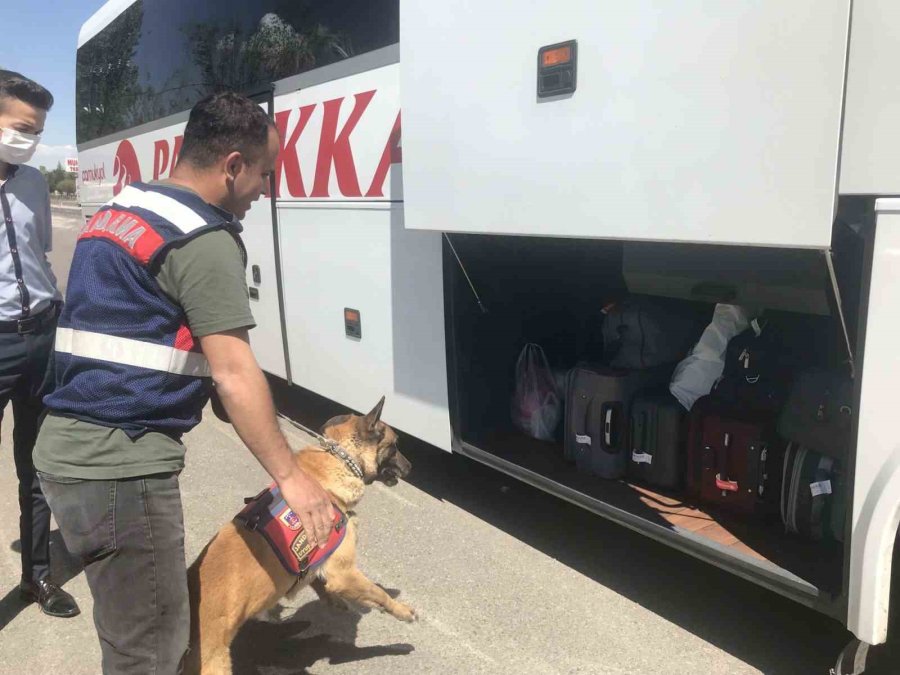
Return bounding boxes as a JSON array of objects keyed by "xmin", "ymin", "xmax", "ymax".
[
  {"xmin": 113, "ymin": 140, "xmax": 142, "ymax": 196},
  {"xmin": 81, "ymin": 164, "xmax": 106, "ymax": 185}
]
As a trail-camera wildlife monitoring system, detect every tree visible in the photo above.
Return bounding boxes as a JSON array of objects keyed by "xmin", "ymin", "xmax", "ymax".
[
  {"xmin": 187, "ymin": 10, "xmax": 353, "ymax": 96},
  {"xmin": 56, "ymin": 178, "xmax": 76, "ymax": 196},
  {"xmin": 45, "ymin": 162, "xmax": 67, "ymax": 193}
]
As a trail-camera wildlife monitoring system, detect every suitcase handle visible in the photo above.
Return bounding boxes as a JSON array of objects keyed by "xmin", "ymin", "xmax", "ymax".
[
  {"xmin": 600, "ymin": 402, "xmax": 620, "ymax": 452},
  {"xmin": 715, "ymin": 474, "xmax": 740, "ymax": 492},
  {"xmin": 604, "ymin": 406, "xmax": 613, "ymax": 447},
  {"xmin": 715, "ymin": 432, "xmax": 738, "ymax": 493},
  {"xmin": 630, "ymin": 411, "xmax": 651, "ymax": 464}
]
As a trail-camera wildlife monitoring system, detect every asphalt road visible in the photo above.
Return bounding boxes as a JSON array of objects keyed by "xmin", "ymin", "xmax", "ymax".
[{"xmin": 0, "ymin": 208, "xmax": 896, "ymax": 674}]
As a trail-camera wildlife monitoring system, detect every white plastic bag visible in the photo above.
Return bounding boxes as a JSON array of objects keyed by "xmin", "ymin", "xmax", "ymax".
[
  {"xmin": 669, "ymin": 304, "xmax": 750, "ymax": 411},
  {"xmin": 511, "ymin": 343, "xmax": 561, "ymax": 441}
]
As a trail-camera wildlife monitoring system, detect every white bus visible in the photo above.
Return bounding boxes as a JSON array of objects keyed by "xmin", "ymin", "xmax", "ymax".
[{"xmin": 76, "ymin": 2, "xmax": 900, "ymax": 670}]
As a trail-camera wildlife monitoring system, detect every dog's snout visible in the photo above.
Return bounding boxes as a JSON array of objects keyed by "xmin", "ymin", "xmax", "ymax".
[{"xmin": 391, "ymin": 451, "xmax": 412, "ymax": 478}]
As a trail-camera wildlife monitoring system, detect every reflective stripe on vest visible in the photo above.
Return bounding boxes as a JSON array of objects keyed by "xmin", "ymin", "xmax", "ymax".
[
  {"xmin": 55, "ymin": 327, "xmax": 211, "ymax": 377},
  {"xmin": 111, "ymin": 185, "xmax": 209, "ymax": 233}
]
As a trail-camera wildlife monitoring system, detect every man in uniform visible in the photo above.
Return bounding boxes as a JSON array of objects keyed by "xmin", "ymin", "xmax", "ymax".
[{"xmin": 34, "ymin": 92, "xmax": 334, "ymax": 673}]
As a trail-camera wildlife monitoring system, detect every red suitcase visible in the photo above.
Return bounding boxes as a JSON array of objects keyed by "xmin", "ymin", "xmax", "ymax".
[{"xmin": 686, "ymin": 397, "xmax": 779, "ymax": 515}]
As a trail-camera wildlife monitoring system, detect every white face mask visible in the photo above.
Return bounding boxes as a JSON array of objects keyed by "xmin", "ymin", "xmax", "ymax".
[{"xmin": 0, "ymin": 127, "xmax": 41, "ymax": 165}]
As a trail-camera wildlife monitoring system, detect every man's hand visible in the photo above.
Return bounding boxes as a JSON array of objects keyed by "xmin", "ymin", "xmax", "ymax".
[
  {"xmin": 200, "ymin": 329, "xmax": 335, "ymax": 547},
  {"xmin": 279, "ymin": 467, "xmax": 336, "ymax": 548}
]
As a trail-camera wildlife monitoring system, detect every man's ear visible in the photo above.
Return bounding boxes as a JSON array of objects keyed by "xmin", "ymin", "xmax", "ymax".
[{"xmin": 224, "ymin": 151, "xmax": 244, "ymax": 181}]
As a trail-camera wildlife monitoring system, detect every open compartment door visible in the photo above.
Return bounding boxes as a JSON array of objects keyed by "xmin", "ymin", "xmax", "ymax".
[{"xmin": 400, "ymin": 1, "xmax": 850, "ymax": 248}]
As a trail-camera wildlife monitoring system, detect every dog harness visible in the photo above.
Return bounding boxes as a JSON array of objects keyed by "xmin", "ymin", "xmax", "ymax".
[{"xmin": 234, "ymin": 483, "xmax": 347, "ymax": 577}]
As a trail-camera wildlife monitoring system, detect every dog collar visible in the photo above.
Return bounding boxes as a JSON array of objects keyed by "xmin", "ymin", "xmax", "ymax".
[
  {"xmin": 275, "ymin": 413, "xmax": 366, "ymax": 481},
  {"xmin": 322, "ymin": 439, "xmax": 365, "ymax": 480}
]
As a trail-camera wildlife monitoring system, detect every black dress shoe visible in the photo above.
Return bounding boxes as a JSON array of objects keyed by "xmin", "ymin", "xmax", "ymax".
[{"xmin": 19, "ymin": 578, "xmax": 81, "ymax": 618}]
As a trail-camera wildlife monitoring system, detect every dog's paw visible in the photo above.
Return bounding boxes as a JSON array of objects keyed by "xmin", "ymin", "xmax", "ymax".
[{"xmin": 392, "ymin": 602, "xmax": 418, "ymax": 623}]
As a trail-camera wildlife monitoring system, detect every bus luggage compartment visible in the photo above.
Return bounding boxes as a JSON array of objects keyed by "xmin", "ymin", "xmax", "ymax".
[{"xmin": 442, "ymin": 208, "xmax": 868, "ymax": 616}]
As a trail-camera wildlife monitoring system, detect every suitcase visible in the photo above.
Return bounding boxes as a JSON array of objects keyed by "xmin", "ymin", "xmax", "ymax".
[
  {"xmin": 564, "ymin": 365, "xmax": 669, "ymax": 479},
  {"xmin": 778, "ymin": 369, "xmax": 853, "ymax": 461},
  {"xmin": 627, "ymin": 392, "xmax": 686, "ymax": 489},
  {"xmin": 781, "ymin": 443, "xmax": 847, "ymax": 542},
  {"xmin": 686, "ymin": 397, "xmax": 778, "ymax": 515}
]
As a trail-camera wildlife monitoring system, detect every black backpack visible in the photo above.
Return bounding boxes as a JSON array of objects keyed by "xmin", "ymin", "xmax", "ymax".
[{"xmin": 711, "ymin": 318, "xmax": 792, "ymax": 413}]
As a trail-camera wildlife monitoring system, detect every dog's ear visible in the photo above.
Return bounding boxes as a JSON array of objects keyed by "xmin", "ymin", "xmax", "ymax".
[{"xmin": 363, "ymin": 396, "xmax": 386, "ymax": 431}]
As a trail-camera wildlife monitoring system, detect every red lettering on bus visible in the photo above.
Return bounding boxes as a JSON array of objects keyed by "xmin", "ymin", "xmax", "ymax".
[
  {"xmin": 153, "ymin": 140, "xmax": 170, "ymax": 180},
  {"xmin": 365, "ymin": 112, "xmax": 402, "ymax": 198},
  {"xmin": 173, "ymin": 135, "xmax": 183, "ymax": 167},
  {"xmin": 274, "ymin": 105, "xmax": 316, "ymax": 198},
  {"xmin": 311, "ymin": 91, "xmax": 376, "ymax": 198}
]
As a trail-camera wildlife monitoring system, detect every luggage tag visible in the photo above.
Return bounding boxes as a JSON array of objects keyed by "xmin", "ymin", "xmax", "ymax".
[{"xmin": 810, "ymin": 480, "xmax": 832, "ymax": 497}]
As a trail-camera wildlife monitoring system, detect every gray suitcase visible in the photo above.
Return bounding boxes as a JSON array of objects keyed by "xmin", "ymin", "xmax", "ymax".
[{"xmin": 565, "ymin": 365, "xmax": 669, "ymax": 479}]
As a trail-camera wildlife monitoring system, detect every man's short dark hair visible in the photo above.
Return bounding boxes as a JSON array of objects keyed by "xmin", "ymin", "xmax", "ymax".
[
  {"xmin": 0, "ymin": 70, "xmax": 54, "ymax": 112},
  {"xmin": 178, "ymin": 92, "xmax": 275, "ymax": 169}
]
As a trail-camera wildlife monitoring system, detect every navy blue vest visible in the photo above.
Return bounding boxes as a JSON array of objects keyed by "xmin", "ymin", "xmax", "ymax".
[{"xmin": 45, "ymin": 182, "xmax": 244, "ymax": 436}]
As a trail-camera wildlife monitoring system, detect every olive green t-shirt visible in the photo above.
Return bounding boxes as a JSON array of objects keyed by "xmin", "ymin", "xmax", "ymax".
[{"xmin": 33, "ymin": 222, "xmax": 255, "ymax": 480}]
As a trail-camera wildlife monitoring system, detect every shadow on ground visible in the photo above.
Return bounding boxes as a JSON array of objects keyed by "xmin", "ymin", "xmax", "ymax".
[{"xmin": 231, "ymin": 589, "xmax": 414, "ymax": 675}]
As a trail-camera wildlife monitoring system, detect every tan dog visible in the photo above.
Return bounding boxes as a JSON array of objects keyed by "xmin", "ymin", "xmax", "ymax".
[{"xmin": 184, "ymin": 398, "xmax": 415, "ymax": 674}]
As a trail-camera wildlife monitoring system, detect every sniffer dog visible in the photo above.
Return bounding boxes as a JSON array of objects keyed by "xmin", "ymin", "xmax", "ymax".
[{"xmin": 184, "ymin": 397, "xmax": 415, "ymax": 674}]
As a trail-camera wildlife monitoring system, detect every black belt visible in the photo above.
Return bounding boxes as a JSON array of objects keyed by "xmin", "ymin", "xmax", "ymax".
[{"xmin": 0, "ymin": 302, "xmax": 59, "ymax": 335}]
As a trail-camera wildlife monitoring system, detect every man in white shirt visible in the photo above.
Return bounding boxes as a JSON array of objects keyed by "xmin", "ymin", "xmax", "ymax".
[{"xmin": 0, "ymin": 69, "xmax": 79, "ymax": 618}]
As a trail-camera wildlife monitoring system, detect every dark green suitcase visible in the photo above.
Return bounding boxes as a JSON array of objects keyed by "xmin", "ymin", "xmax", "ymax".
[{"xmin": 780, "ymin": 443, "xmax": 847, "ymax": 542}]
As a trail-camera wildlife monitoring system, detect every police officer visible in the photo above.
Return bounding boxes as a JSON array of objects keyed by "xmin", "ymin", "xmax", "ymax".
[
  {"xmin": 0, "ymin": 70, "xmax": 79, "ymax": 619},
  {"xmin": 34, "ymin": 92, "xmax": 333, "ymax": 673}
]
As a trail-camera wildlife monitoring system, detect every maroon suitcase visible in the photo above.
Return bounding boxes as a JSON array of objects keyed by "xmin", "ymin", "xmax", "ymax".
[{"xmin": 686, "ymin": 397, "xmax": 779, "ymax": 515}]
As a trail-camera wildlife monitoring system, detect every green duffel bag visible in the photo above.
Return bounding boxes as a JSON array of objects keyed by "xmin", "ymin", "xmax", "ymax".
[{"xmin": 781, "ymin": 443, "xmax": 847, "ymax": 542}]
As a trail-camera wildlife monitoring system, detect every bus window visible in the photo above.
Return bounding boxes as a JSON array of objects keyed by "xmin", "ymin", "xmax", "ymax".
[{"xmin": 76, "ymin": 0, "xmax": 399, "ymax": 145}]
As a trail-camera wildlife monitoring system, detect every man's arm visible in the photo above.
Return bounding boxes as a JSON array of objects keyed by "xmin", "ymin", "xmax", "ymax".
[{"xmin": 199, "ymin": 328, "xmax": 335, "ymax": 547}]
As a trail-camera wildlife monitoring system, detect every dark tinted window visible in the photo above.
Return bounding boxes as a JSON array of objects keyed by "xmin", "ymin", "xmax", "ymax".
[{"xmin": 76, "ymin": 0, "xmax": 399, "ymax": 144}]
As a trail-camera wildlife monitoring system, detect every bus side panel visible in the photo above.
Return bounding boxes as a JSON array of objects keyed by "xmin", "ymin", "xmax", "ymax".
[
  {"xmin": 277, "ymin": 204, "xmax": 451, "ymax": 451},
  {"xmin": 242, "ymin": 195, "xmax": 288, "ymax": 379},
  {"xmin": 268, "ymin": 62, "xmax": 450, "ymax": 450},
  {"xmin": 839, "ymin": 0, "xmax": 900, "ymax": 195},
  {"xmin": 848, "ymin": 201, "xmax": 900, "ymax": 645}
]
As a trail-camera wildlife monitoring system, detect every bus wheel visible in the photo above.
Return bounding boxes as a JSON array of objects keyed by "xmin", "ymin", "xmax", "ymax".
[{"xmin": 831, "ymin": 638, "xmax": 871, "ymax": 675}]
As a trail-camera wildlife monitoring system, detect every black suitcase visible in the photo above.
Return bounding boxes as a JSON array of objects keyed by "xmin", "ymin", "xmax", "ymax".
[
  {"xmin": 627, "ymin": 392, "xmax": 686, "ymax": 489},
  {"xmin": 778, "ymin": 369, "xmax": 853, "ymax": 461},
  {"xmin": 565, "ymin": 365, "xmax": 669, "ymax": 479}
]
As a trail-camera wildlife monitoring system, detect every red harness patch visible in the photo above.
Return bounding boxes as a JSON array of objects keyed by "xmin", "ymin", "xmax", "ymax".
[{"xmin": 234, "ymin": 484, "xmax": 347, "ymax": 576}]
